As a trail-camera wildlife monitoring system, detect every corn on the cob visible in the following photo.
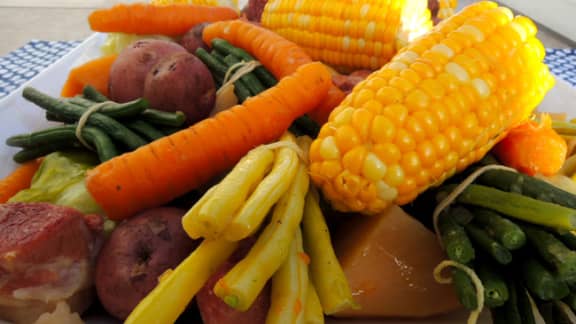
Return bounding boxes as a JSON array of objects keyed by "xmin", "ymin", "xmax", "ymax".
[
  {"xmin": 260, "ymin": 0, "xmax": 433, "ymax": 71},
  {"xmin": 308, "ymin": 1, "xmax": 555, "ymax": 215}
]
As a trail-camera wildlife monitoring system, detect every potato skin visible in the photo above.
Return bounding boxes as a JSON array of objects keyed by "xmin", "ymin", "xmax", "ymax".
[
  {"xmin": 143, "ymin": 52, "xmax": 216, "ymax": 125},
  {"xmin": 179, "ymin": 23, "xmax": 209, "ymax": 54},
  {"xmin": 95, "ymin": 207, "xmax": 197, "ymax": 320},
  {"xmin": 108, "ymin": 39, "xmax": 187, "ymax": 102}
]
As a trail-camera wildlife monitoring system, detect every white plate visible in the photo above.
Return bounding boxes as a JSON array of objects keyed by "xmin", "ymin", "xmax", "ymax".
[{"xmin": 1, "ymin": 33, "xmax": 575, "ymax": 324}]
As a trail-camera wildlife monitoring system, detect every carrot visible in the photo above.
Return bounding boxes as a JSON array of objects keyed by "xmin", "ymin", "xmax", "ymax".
[
  {"xmin": 88, "ymin": 3, "xmax": 239, "ymax": 36},
  {"xmin": 0, "ymin": 159, "xmax": 43, "ymax": 203},
  {"xmin": 493, "ymin": 113, "xmax": 568, "ymax": 176},
  {"xmin": 202, "ymin": 19, "xmax": 346, "ymax": 125},
  {"xmin": 61, "ymin": 54, "xmax": 117, "ymax": 98},
  {"xmin": 86, "ymin": 61, "xmax": 332, "ymax": 221}
]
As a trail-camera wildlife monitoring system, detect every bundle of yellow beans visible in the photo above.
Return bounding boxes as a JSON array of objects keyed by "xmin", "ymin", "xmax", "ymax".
[
  {"xmin": 126, "ymin": 133, "xmax": 357, "ymax": 324},
  {"xmin": 308, "ymin": 1, "xmax": 555, "ymax": 215},
  {"xmin": 260, "ymin": 0, "xmax": 436, "ymax": 71}
]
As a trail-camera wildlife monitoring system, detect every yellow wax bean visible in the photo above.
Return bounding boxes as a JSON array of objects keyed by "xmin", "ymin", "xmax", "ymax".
[
  {"xmin": 302, "ymin": 187, "xmax": 358, "ymax": 314},
  {"xmin": 266, "ymin": 228, "xmax": 309, "ymax": 324},
  {"xmin": 224, "ymin": 140, "xmax": 300, "ymax": 241},
  {"xmin": 305, "ymin": 281, "xmax": 324, "ymax": 324},
  {"xmin": 214, "ymin": 162, "xmax": 310, "ymax": 311},
  {"xmin": 182, "ymin": 185, "xmax": 218, "ymax": 239},
  {"xmin": 195, "ymin": 145, "xmax": 275, "ymax": 239},
  {"xmin": 125, "ymin": 238, "xmax": 238, "ymax": 324}
]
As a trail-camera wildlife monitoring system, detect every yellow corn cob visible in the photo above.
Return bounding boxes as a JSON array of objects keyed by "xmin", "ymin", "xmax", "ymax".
[
  {"xmin": 308, "ymin": 1, "xmax": 555, "ymax": 215},
  {"xmin": 438, "ymin": 0, "xmax": 458, "ymax": 20},
  {"xmin": 260, "ymin": 0, "xmax": 433, "ymax": 71}
]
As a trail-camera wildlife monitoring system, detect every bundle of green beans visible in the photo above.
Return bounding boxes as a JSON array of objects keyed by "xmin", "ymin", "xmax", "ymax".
[
  {"xmin": 422, "ymin": 167, "xmax": 576, "ymax": 323},
  {"xmin": 195, "ymin": 38, "xmax": 320, "ymax": 138},
  {"xmin": 6, "ymin": 85, "xmax": 187, "ymax": 163}
]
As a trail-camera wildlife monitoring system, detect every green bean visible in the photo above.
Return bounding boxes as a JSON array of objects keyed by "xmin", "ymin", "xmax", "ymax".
[
  {"xmin": 438, "ymin": 215, "xmax": 476, "ymax": 264},
  {"xmin": 125, "ymin": 120, "xmax": 165, "ymax": 141},
  {"xmin": 82, "ymin": 84, "xmax": 109, "ymax": 102},
  {"xmin": 476, "ymin": 261, "xmax": 509, "ymax": 308},
  {"xmin": 465, "ymin": 222, "xmax": 512, "ymax": 265},
  {"xmin": 452, "ymin": 267, "xmax": 478, "ymax": 310},
  {"xmin": 222, "ymin": 54, "xmax": 266, "ymax": 96},
  {"xmin": 522, "ymin": 256, "xmax": 570, "ymax": 301},
  {"xmin": 472, "ymin": 207, "xmax": 526, "ymax": 250},
  {"xmin": 139, "ymin": 109, "xmax": 187, "ymax": 128},
  {"xmin": 66, "ymin": 96, "xmax": 148, "ymax": 119},
  {"xmin": 22, "ymin": 87, "xmax": 147, "ymax": 150},
  {"xmin": 522, "ymin": 223, "xmax": 576, "ymax": 284}
]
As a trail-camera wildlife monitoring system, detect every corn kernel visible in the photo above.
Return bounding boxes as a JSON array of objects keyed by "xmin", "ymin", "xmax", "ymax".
[
  {"xmin": 405, "ymin": 88, "xmax": 431, "ymax": 110},
  {"xmin": 363, "ymin": 152, "xmax": 388, "ymax": 181},
  {"xmin": 343, "ymin": 145, "xmax": 368, "ymax": 174},
  {"xmin": 382, "ymin": 103, "xmax": 409, "ymax": 125},
  {"xmin": 335, "ymin": 170, "xmax": 363, "ymax": 198},
  {"xmin": 375, "ymin": 86, "xmax": 404, "ymax": 105},
  {"xmin": 320, "ymin": 136, "xmax": 341, "ymax": 160},
  {"xmin": 335, "ymin": 125, "xmax": 361, "ymax": 153},
  {"xmin": 445, "ymin": 62, "xmax": 470, "ymax": 83},
  {"xmin": 332, "ymin": 106, "xmax": 355, "ymax": 126},
  {"xmin": 375, "ymin": 180, "xmax": 398, "ymax": 202},
  {"xmin": 321, "ymin": 160, "xmax": 343, "ymax": 179},
  {"xmin": 373, "ymin": 142, "xmax": 401, "ymax": 165}
]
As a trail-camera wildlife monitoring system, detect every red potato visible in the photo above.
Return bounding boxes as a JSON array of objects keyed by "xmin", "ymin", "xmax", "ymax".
[
  {"xmin": 243, "ymin": 0, "xmax": 268, "ymax": 22},
  {"xmin": 94, "ymin": 207, "xmax": 197, "ymax": 320},
  {"xmin": 179, "ymin": 23, "xmax": 210, "ymax": 54},
  {"xmin": 143, "ymin": 52, "xmax": 216, "ymax": 125},
  {"xmin": 108, "ymin": 39, "xmax": 187, "ymax": 102}
]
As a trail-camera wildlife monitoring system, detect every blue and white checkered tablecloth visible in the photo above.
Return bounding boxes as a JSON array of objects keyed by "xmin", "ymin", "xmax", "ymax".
[{"xmin": 0, "ymin": 40, "xmax": 575, "ymax": 99}]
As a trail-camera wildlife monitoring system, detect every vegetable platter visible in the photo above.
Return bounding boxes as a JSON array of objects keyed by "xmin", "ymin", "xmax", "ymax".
[{"xmin": 2, "ymin": 1, "xmax": 576, "ymax": 324}]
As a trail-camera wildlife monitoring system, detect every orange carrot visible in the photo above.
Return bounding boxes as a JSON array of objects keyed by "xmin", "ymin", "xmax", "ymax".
[
  {"xmin": 0, "ymin": 159, "xmax": 43, "ymax": 203},
  {"xmin": 202, "ymin": 19, "xmax": 346, "ymax": 125},
  {"xmin": 88, "ymin": 3, "xmax": 239, "ymax": 36},
  {"xmin": 86, "ymin": 61, "xmax": 332, "ymax": 221},
  {"xmin": 61, "ymin": 54, "xmax": 117, "ymax": 98},
  {"xmin": 493, "ymin": 113, "xmax": 567, "ymax": 176}
]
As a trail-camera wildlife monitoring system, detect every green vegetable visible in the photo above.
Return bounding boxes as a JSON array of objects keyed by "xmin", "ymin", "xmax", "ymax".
[
  {"xmin": 490, "ymin": 278, "xmax": 521, "ymax": 324},
  {"xmin": 195, "ymin": 47, "xmax": 251, "ymax": 102},
  {"xmin": 447, "ymin": 183, "xmax": 576, "ymax": 230},
  {"xmin": 66, "ymin": 96, "xmax": 148, "ymax": 119},
  {"xmin": 514, "ymin": 281, "xmax": 537, "ymax": 324},
  {"xmin": 438, "ymin": 215, "xmax": 475, "ymax": 264},
  {"xmin": 82, "ymin": 84, "xmax": 109, "ymax": 102},
  {"xmin": 472, "ymin": 207, "xmax": 526, "ymax": 250},
  {"xmin": 22, "ymin": 87, "xmax": 147, "ymax": 150},
  {"xmin": 521, "ymin": 256, "xmax": 570, "ymax": 301},
  {"xmin": 222, "ymin": 54, "xmax": 266, "ymax": 96},
  {"xmin": 476, "ymin": 169, "xmax": 576, "ymax": 209},
  {"xmin": 452, "ymin": 267, "xmax": 478, "ymax": 310},
  {"xmin": 465, "ymin": 222, "xmax": 512, "ymax": 265},
  {"xmin": 124, "ymin": 120, "xmax": 165, "ymax": 141},
  {"xmin": 9, "ymin": 151, "xmax": 102, "ymax": 214},
  {"xmin": 290, "ymin": 114, "xmax": 321, "ymax": 139},
  {"xmin": 557, "ymin": 231, "xmax": 576, "ymax": 250},
  {"xmin": 211, "ymin": 38, "xmax": 278, "ymax": 88},
  {"xmin": 139, "ymin": 109, "xmax": 187, "ymax": 128},
  {"xmin": 477, "ymin": 261, "xmax": 509, "ymax": 308},
  {"xmin": 521, "ymin": 224, "xmax": 576, "ymax": 284},
  {"xmin": 6, "ymin": 124, "xmax": 118, "ymax": 163}
]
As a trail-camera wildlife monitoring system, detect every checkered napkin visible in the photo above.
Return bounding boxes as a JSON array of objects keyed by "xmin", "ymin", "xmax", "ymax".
[
  {"xmin": 545, "ymin": 48, "xmax": 576, "ymax": 87},
  {"xmin": 0, "ymin": 40, "xmax": 575, "ymax": 100},
  {"xmin": 0, "ymin": 40, "xmax": 81, "ymax": 99}
]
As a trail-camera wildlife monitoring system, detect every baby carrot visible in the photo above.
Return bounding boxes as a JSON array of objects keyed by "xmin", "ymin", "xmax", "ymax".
[
  {"xmin": 86, "ymin": 61, "xmax": 332, "ymax": 221},
  {"xmin": 88, "ymin": 3, "xmax": 239, "ymax": 36},
  {"xmin": 202, "ymin": 19, "xmax": 346, "ymax": 124},
  {"xmin": 0, "ymin": 158, "xmax": 43, "ymax": 203},
  {"xmin": 493, "ymin": 113, "xmax": 567, "ymax": 176},
  {"xmin": 61, "ymin": 54, "xmax": 117, "ymax": 98}
]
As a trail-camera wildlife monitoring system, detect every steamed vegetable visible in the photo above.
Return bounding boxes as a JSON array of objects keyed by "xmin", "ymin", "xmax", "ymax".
[
  {"xmin": 8, "ymin": 151, "xmax": 102, "ymax": 215},
  {"xmin": 60, "ymin": 54, "xmax": 117, "ymax": 98},
  {"xmin": 202, "ymin": 19, "xmax": 347, "ymax": 124},
  {"xmin": 0, "ymin": 158, "xmax": 43, "ymax": 203},
  {"xmin": 88, "ymin": 3, "xmax": 239, "ymax": 36},
  {"xmin": 308, "ymin": 1, "xmax": 555, "ymax": 215},
  {"xmin": 86, "ymin": 62, "xmax": 332, "ymax": 221},
  {"xmin": 260, "ymin": 0, "xmax": 432, "ymax": 71},
  {"xmin": 108, "ymin": 39, "xmax": 187, "ymax": 103},
  {"xmin": 494, "ymin": 113, "xmax": 567, "ymax": 176}
]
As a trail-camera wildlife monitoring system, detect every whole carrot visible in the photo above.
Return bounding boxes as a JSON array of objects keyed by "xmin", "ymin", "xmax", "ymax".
[
  {"xmin": 88, "ymin": 3, "xmax": 239, "ymax": 36},
  {"xmin": 61, "ymin": 54, "xmax": 117, "ymax": 98},
  {"xmin": 202, "ymin": 19, "xmax": 346, "ymax": 125},
  {"xmin": 86, "ymin": 62, "xmax": 332, "ymax": 221},
  {"xmin": 0, "ymin": 159, "xmax": 43, "ymax": 203}
]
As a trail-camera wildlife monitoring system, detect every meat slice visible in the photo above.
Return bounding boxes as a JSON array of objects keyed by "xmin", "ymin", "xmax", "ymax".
[{"xmin": 0, "ymin": 202, "xmax": 101, "ymax": 324}]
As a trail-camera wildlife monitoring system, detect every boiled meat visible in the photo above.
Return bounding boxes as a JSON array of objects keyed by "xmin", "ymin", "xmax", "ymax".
[{"xmin": 0, "ymin": 202, "xmax": 101, "ymax": 324}]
